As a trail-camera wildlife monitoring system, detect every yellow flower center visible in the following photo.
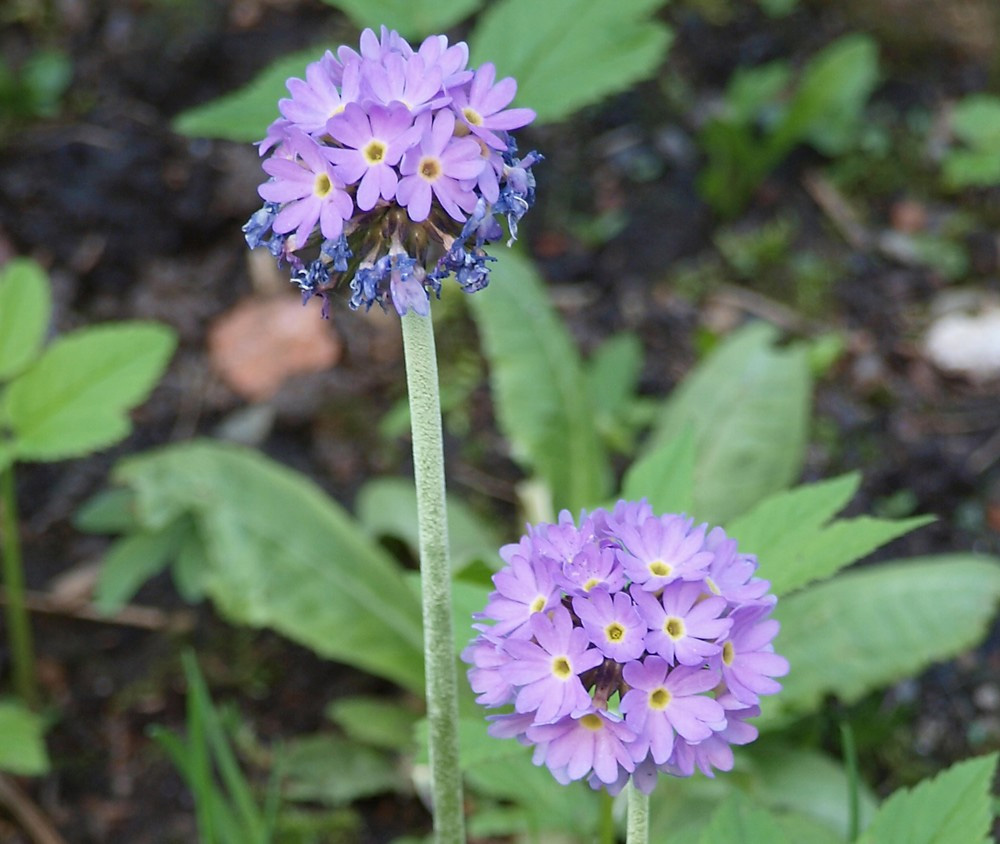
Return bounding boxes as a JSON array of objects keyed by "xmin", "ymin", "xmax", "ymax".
[
  {"xmin": 363, "ymin": 139, "xmax": 387, "ymax": 165},
  {"xmin": 583, "ymin": 578, "xmax": 601, "ymax": 592},
  {"xmin": 664, "ymin": 617, "xmax": 685, "ymax": 639},
  {"xmin": 705, "ymin": 576, "xmax": 721, "ymax": 596},
  {"xmin": 605, "ymin": 622, "xmax": 625, "ymax": 643},
  {"xmin": 722, "ymin": 640, "xmax": 735, "ymax": 666},
  {"xmin": 313, "ymin": 172, "xmax": 333, "ymax": 198},
  {"xmin": 419, "ymin": 156, "xmax": 442, "ymax": 181},
  {"xmin": 648, "ymin": 559, "xmax": 672, "ymax": 577},
  {"xmin": 462, "ymin": 106, "xmax": 484, "ymax": 126},
  {"xmin": 529, "ymin": 595, "xmax": 547, "ymax": 614},
  {"xmin": 552, "ymin": 656, "xmax": 572, "ymax": 680},
  {"xmin": 580, "ymin": 713, "xmax": 603, "ymax": 731},
  {"xmin": 649, "ymin": 687, "xmax": 671, "ymax": 710}
]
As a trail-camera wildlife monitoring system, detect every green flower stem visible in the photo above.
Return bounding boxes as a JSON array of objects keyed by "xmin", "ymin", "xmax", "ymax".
[
  {"xmin": 400, "ymin": 311, "xmax": 465, "ymax": 844},
  {"xmin": 626, "ymin": 781, "xmax": 650, "ymax": 844},
  {"xmin": 1, "ymin": 463, "xmax": 38, "ymax": 707},
  {"xmin": 599, "ymin": 790, "xmax": 615, "ymax": 844}
]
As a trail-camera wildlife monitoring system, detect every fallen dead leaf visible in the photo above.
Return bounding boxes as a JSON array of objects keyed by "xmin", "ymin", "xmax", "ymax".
[{"xmin": 208, "ymin": 295, "xmax": 342, "ymax": 401}]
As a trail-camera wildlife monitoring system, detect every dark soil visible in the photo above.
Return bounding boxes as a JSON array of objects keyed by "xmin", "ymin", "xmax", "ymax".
[{"xmin": 1, "ymin": 0, "xmax": 999, "ymax": 841}]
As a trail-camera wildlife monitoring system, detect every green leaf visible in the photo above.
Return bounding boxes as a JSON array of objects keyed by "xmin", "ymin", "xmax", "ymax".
[
  {"xmin": 943, "ymin": 149, "xmax": 1000, "ymax": 190},
  {"xmin": 650, "ymin": 323, "xmax": 811, "ymax": 524},
  {"xmin": 586, "ymin": 331, "xmax": 646, "ymax": 451},
  {"xmin": 469, "ymin": 0, "xmax": 673, "ymax": 124},
  {"xmin": 763, "ymin": 555, "xmax": 1000, "ymax": 725},
  {"xmin": 950, "ymin": 95, "xmax": 1000, "ymax": 148},
  {"xmin": 74, "ymin": 487, "xmax": 140, "ymax": 534},
  {"xmin": 94, "ymin": 518, "xmax": 191, "ymax": 614},
  {"xmin": 778, "ymin": 33, "xmax": 879, "ymax": 155},
  {"xmin": 621, "ymin": 426, "xmax": 696, "ymax": 516},
  {"xmin": 5, "ymin": 322, "xmax": 176, "ymax": 461},
  {"xmin": 318, "ymin": 0, "xmax": 484, "ymax": 39},
  {"xmin": 172, "ymin": 48, "xmax": 321, "ymax": 142},
  {"xmin": 0, "ymin": 258, "xmax": 50, "ymax": 381},
  {"xmin": 466, "ymin": 250, "xmax": 609, "ymax": 512},
  {"xmin": 0, "ymin": 699, "xmax": 49, "ymax": 775},
  {"xmin": 114, "ymin": 440, "xmax": 425, "ymax": 692},
  {"xmin": 355, "ymin": 477, "xmax": 503, "ymax": 572},
  {"xmin": 727, "ymin": 473, "xmax": 933, "ymax": 595},
  {"xmin": 281, "ymin": 735, "xmax": 402, "ymax": 805},
  {"xmin": 325, "ymin": 697, "xmax": 420, "ymax": 751},
  {"xmin": 698, "ymin": 792, "xmax": 792, "ymax": 844},
  {"xmin": 857, "ymin": 752, "xmax": 998, "ymax": 844}
]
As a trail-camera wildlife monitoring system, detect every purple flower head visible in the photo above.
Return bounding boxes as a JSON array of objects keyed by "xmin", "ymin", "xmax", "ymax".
[
  {"xmin": 244, "ymin": 28, "xmax": 538, "ymax": 317},
  {"xmin": 464, "ymin": 502, "xmax": 786, "ymax": 793}
]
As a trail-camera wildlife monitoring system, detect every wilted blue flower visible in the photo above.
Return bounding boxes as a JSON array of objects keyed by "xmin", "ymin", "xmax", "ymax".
[{"xmin": 243, "ymin": 26, "xmax": 540, "ymax": 317}]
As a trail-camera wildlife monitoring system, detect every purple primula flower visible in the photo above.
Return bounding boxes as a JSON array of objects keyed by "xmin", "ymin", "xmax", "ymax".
[
  {"xmin": 632, "ymin": 580, "xmax": 731, "ymax": 666},
  {"xmin": 715, "ymin": 602, "xmax": 789, "ymax": 705},
  {"xmin": 480, "ymin": 536, "xmax": 560, "ymax": 638},
  {"xmin": 620, "ymin": 658, "xmax": 726, "ymax": 765},
  {"xmin": 500, "ymin": 607, "xmax": 603, "ymax": 724},
  {"xmin": 617, "ymin": 514, "xmax": 714, "ymax": 591},
  {"xmin": 528, "ymin": 710, "xmax": 637, "ymax": 785},
  {"xmin": 326, "ymin": 102, "xmax": 421, "ymax": 210},
  {"xmin": 244, "ymin": 27, "xmax": 539, "ymax": 318},
  {"xmin": 451, "ymin": 62, "xmax": 537, "ymax": 150},
  {"xmin": 573, "ymin": 589, "xmax": 646, "ymax": 663},
  {"xmin": 397, "ymin": 110, "xmax": 484, "ymax": 222},
  {"xmin": 464, "ymin": 501, "xmax": 787, "ymax": 794},
  {"xmin": 258, "ymin": 130, "xmax": 353, "ymax": 249}
]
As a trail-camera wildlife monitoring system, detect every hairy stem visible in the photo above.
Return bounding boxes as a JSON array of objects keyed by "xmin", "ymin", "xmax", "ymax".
[
  {"xmin": 626, "ymin": 781, "xmax": 650, "ymax": 844},
  {"xmin": 401, "ymin": 311, "xmax": 465, "ymax": 844},
  {"xmin": 1, "ymin": 464, "xmax": 38, "ymax": 707}
]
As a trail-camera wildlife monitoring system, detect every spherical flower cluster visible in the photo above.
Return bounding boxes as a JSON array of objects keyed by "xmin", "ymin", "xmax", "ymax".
[
  {"xmin": 463, "ymin": 500, "xmax": 789, "ymax": 794},
  {"xmin": 242, "ymin": 26, "xmax": 540, "ymax": 318}
]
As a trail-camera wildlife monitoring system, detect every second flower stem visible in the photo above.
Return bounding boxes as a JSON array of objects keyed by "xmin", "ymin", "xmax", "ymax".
[
  {"xmin": 626, "ymin": 782, "xmax": 650, "ymax": 844},
  {"xmin": 401, "ymin": 311, "xmax": 465, "ymax": 844}
]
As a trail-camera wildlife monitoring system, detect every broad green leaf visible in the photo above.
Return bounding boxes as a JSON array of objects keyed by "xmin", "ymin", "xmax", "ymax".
[
  {"xmin": 651, "ymin": 322, "xmax": 811, "ymax": 524},
  {"xmin": 325, "ymin": 697, "xmax": 420, "ymax": 751},
  {"xmin": 281, "ymin": 735, "xmax": 402, "ymax": 805},
  {"xmin": 857, "ymin": 752, "xmax": 998, "ymax": 844},
  {"xmin": 951, "ymin": 95, "xmax": 1000, "ymax": 148},
  {"xmin": 744, "ymin": 743, "xmax": 877, "ymax": 840},
  {"xmin": 763, "ymin": 556, "xmax": 1000, "ymax": 725},
  {"xmin": 0, "ymin": 258, "xmax": 50, "ymax": 380},
  {"xmin": 470, "ymin": 0, "xmax": 673, "ymax": 124},
  {"xmin": 0, "ymin": 699, "xmax": 49, "ymax": 775},
  {"xmin": 355, "ymin": 477, "xmax": 503, "ymax": 572},
  {"xmin": 725, "ymin": 61, "xmax": 792, "ymax": 124},
  {"xmin": 114, "ymin": 441, "xmax": 425, "ymax": 692},
  {"xmin": 95, "ymin": 518, "xmax": 190, "ymax": 614},
  {"xmin": 586, "ymin": 331, "xmax": 646, "ymax": 452},
  {"xmin": 318, "ymin": 0, "xmax": 483, "ymax": 39},
  {"xmin": 621, "ymin": 426, "xmax": 696, "ymax": 516},
  {"xmin": 6, "ymin": 323, "xmax": 176, "ymax": 461},
  {"xmin": 466, "ymin": 250, "xmax": 609, "ymax": 512},
  {"xmin": 74, "ymin": 487, "xmax": 139, "ymax": 534},
  {"xmin": 778, "ymin": 33, "xmax": 879, "ymax": 155},
  {"xmin": 173, "ymin": 48, "xmax": 322, "ymax": 142},
  {"xmin": 727, "ymin": 474, "xmax": 933, "ymax": 595},
  {"xmin": 698, "ymin": 793, "xmax": 791, "ymax": 844},
  {"xmin": 943, "ymin": 149, "xmax": 1000, "ymax": 190}
]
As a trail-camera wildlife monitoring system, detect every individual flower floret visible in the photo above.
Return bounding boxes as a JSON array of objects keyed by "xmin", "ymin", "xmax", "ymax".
[
  {"xmin": 397, "ymin": 110, "xmax": 484, "ymax": 222},
  {"xmin": 463, "ymin": 501, "xmax": 787, "ymax": 794},
  {"xmin": 500, "ymin": 607, "xmax": 603, "ymax": 724},
  {"xmin": 243, "ymin": 27, "xmax": 540, "ymax": 318},
  {"xmin": 258, "ymin": 130, "xmax": 353, "ymax": 248}
]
